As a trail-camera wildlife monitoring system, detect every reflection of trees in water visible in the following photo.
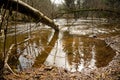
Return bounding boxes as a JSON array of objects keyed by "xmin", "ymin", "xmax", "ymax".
[
  {"xmin": 62, "ymin": 32, "xmax": 116, "ymax": 72},
  {"xmin": 17, "ymin": 29, "xmax": 59, "ymax": 70},
  {"xmin": 63, "ymin": 35, "xmax": 95, "ymax": 71},
  {"xmin": 33, "ymin": 31, "xmax": 59, "ymax": 67}
]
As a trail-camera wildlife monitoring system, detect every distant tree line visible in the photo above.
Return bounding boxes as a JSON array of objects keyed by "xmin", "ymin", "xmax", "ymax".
[
  {"xmin": 1, "ymin": 0, "xmax": 120, "ymax": 21},
  {"xmin": 62, "ymin": 0, "xmax": 120, "ymax": 19}
]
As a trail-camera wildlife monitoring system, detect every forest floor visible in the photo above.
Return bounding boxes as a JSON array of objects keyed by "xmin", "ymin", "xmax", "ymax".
[{"xmin": 3, "ymin": 36, "xmax": 120, "ymax": 80}]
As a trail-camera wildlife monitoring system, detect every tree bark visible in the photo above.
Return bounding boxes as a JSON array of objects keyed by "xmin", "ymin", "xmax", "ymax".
[
  {"xmin": 0, "ymin": 0, "xmax": 59, "ymax": 31},
  {"xmin": 0, "ymin": 60, "xmax": 4, "ymax": 79}
]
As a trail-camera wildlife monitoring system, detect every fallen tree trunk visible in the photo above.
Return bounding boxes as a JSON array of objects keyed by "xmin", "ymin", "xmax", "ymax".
[
  {"xmin": 0, "ymin": 0, "xmax": 59, "ymax": 31},
  {"xmin": 71, "ymin": 9, "xmax": 120, "ymax": 15},
  {"xmin": 59, "ymin": 8, "xmax": 120, "ymax": 17}
]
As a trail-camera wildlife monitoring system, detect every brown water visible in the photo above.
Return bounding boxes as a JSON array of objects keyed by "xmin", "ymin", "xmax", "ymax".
[{"xmin": 0, "ymin": 18, "xmax": 119, "ymax": 72}]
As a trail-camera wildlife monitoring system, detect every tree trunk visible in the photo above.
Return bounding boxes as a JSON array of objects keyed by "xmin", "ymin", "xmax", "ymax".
[
  {"xmin": 0, "ymin": 0, "xmax": 59, "ymax": 31},
  {"xmin": 0, "ymin": 60, "xmax": 4, "ymax": 79}
]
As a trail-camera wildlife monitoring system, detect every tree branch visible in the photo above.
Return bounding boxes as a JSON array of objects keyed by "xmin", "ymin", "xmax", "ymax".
[
  {"xmin": 0, "ymin": 0, "xmax": 59, "ymax": 31},
  {"xmin": 59, "ymin": 8, "xmax": 120, "ymax": 16}
]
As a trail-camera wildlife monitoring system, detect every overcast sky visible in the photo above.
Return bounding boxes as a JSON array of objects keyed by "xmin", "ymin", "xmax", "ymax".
[{"xmin": 51, "ymin": 0, "xmax": 64, "ymax": 4}]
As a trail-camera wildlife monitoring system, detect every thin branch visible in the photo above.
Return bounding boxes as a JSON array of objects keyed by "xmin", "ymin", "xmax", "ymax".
[
  {"xmin": 4, "ymin": 38, "xmax": 31, "ymax": 75},
  {"xmin": 0, "ymin": 0, "xmax": 59, "ymax": 31}
]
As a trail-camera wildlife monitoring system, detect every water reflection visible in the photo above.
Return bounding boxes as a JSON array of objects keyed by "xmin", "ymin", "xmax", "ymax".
[
  {"xmin": 44, "ymin": 31, "xmax": 70, "ymax": 70},
  {"xmin": 43, "ymin": 19, "xmax": 116, "ymax": 72},
  {"xmin": 44, "ymin": 30, "xmax": 115, "ymax": 72},
  {"xmin": 0, "ymin": 19, "xmax": 118, "ymax": 72},
  {"xmin": 18, "ymin": 41, "xmax": 41, "ymax": 70}
]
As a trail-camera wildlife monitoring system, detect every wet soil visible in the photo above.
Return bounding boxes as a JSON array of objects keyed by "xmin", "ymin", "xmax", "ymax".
[{"xmin": 3, "ymin": 36, "xmax": 120, "ymax": 80}]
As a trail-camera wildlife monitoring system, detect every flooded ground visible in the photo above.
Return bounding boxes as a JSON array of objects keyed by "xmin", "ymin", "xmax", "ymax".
[{"xmin": 0, "ymin": 18, "xmax": 120, "ymax": 72}]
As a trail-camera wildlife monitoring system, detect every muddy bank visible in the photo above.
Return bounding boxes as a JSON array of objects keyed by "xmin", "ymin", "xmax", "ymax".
[{"xmin": 3, "ymin": 36, "xmax": 120, "ymax": 80}]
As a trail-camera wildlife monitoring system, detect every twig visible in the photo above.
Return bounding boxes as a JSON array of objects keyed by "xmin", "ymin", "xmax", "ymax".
[{"xmin": 4, "ymin": 63, "xmax": 16, "ymax": 75}]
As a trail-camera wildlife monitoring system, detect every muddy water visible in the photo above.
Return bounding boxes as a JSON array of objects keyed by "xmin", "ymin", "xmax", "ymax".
[
  {"xmin": 0, "ymin": 19, "xmax": 119, "ymax": 72},
  {"xmin": 44, "ymin": 30, "xmax": 115, "ymax": 72}
]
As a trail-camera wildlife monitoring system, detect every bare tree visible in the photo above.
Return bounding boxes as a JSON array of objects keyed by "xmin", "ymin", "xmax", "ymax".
[{"xmin": 22, "ymin": 0, "xmax": 55, "ymax": 18}]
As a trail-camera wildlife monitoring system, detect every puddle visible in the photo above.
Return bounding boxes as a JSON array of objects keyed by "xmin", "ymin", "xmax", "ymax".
[
  {"xmin": 43, "ymin": 31, "xmax": 115, "ymax": 72},
  {"xmin": 0, "ymin": 19, "xmax": 119, "ymax": 72}
]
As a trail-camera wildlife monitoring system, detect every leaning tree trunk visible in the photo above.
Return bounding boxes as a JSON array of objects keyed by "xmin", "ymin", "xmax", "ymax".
[
  {"xmin": 0, "ymin": 0, "xmax": 59, "ymax": 31},
  {"xmin": 0, "ymin": 0, "xmax": 59, "ymax": 78}
]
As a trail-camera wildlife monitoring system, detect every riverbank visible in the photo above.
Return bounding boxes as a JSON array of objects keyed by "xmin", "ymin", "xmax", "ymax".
[{"xmin": 3, "ymin": 36, "xmax": 120, "ymax": 80}]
